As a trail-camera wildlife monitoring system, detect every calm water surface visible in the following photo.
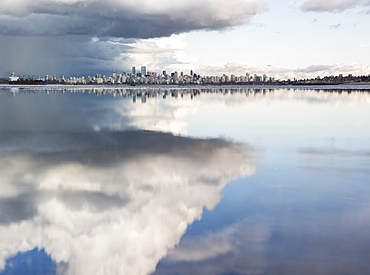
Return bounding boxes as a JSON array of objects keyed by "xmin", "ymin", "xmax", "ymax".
[{"xmin": 0, "ymin": 86, "xmax": 369, "ymax": 275}]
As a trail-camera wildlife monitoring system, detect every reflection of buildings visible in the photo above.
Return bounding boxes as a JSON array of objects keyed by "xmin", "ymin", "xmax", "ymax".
[
  {"xmin": 0, "ymin": 131, "xmax": 255, "ymax": 275},
  {"xmin": 13, "ymin": 86, "xmax": 370, "ymax": 101},
  {"xmin": 141, "ymin": 93, "xmax": 146, "ymax": 103}
]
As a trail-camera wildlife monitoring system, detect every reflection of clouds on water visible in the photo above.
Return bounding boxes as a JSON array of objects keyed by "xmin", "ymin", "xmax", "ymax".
[
  {"xmin": 165, "ymin": 223, "xmax": 271, "ymax": 263},
  {"xmin": 108, "ymin": 89, "xmax": 370, "ymax": 136},
  {"xmin": 111, "ymin": 98, "xmax": 199, "ymax": 135},
  {"xmin": 0, "ymin": 93, "xmax": 94, "ymax": 134},
  {"xmin": 154, "ymin": 221, "xmax": 272, "ymax": 275},
  {"xmin": 299, "ymin": 147, "xmax": 370, "ymax": 157},
  {"xmin": 1, "ymin": 88, "xmax": 370, "ymax": 137},
  {"xmin": 208, "ymin": 88, "xmax": 370, "ymax": 106},
  {"xmin": 155, "ymin": 204, "xmax": 370, "ymax": 275},
  {"xmin": 0, "ymin": 131, "xmax": 255, "ymax": 275},
  {"xmin": 298, "ymin": 147, "xmax": 370, "ymax": 176}
]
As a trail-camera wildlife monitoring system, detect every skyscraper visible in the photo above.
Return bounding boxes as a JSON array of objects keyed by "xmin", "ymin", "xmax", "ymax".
[
  {"xmin": 141, "ymin": 66, "xmax": 147, "ymax": 76},
  {"xmin": 132, "ymin": 67, "xmax": 136, "ymax": 76}
]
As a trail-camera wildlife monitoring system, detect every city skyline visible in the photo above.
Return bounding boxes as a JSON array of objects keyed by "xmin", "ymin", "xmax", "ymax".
[
  {"xmin": 0, "ymin": 1, "xmax": 370, "ymax": 79},
  {"xmin": 5, "ymin": 67, "xmax": 368, "ymax": 86}
]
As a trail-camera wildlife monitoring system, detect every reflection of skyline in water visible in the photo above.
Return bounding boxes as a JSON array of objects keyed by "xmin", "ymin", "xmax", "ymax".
[
  {"xmin": 3, "ymin": 85, "xmax": 370, "ymax": 99},
  {"xmin": 0, "ymin": 131, "xmax": 255, "ymax": 275},
  {"xmin": 1, "ymin": 86, "xmax": 369, "ymax": 137}
]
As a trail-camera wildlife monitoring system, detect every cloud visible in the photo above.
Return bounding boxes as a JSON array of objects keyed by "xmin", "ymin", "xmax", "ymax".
[
  {"xmin": 330, "ymin": 23, "xmax": 341, "ymax": 29},
  {"xmin": 0, "ymin": 0, "xmax": 268, "ymax": 38},
  {"xmin": 0, "ymin": 33, "xmax": 197, "ymax": 78},
  {"xmin": 293, "ymin": 63, "xmax": 370, "ymax": 79},
  {"xmin": 197, "ymin": 62, "xmax": 370, "ymax": 80},
  {"xmin": 115, "ymin": 34, "xmax": 199, "ymax": 74},
  {"xmin": 0, "ymin": 35, "xmax": 137, "ymax": 77},
  {"xmin": 301, "ymin": 0, "xmax": 370, "ymax": 12},
  {"xmin": 296, "ymin": 64, "xmax": 333, "ymax": 73},
  {"xmin": 0, "ymin": 0, "xmax": 267, "ymax": 77},
  {"xmin": 0, "ymin": 131, "xmax": 255, "ymax": 275}
]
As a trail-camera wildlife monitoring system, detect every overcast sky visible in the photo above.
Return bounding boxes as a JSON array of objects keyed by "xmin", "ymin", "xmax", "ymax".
[{"xmin": 0, "ymin": 0, "xmax": 370, "ymax": 79}]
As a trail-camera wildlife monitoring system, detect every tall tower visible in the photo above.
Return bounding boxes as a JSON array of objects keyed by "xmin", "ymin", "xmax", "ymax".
[
  {"xmin": 132, "ymin": 67, "xmax": 136, "ymax": 76},
  {"xmin": 141, "ymin": 66, "xmax": 147, "ymax": 77}
]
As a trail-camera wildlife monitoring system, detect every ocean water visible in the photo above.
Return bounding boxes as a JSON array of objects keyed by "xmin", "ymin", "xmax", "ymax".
[{"xmin": 0, "ymin": 86, "xmax": 369, "ymax": 275}]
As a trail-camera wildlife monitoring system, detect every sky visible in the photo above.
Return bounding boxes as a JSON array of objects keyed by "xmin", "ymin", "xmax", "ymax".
[{"xmin": 0, "ymin": 0, "xmax": 370, "ymax": 79}]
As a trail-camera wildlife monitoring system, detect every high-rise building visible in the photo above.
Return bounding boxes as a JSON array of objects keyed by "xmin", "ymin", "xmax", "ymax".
[
  {"xmin": 162, "ymin": 71, "xmax": 166, "ymax": 76},
  {"xmin": 141, "ymin": 66, "xmax": 147, "ymax": 76},
  {"xmin": 112, "ymin": 71, "xmax": 117, "ymax": 81},
  {"xmin": 132, "ymin": 67, "xmax": 136, "ymax": 76}
]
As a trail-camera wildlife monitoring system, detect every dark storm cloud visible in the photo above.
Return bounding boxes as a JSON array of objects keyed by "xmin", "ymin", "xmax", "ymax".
[
  {"xmin": 301, "ymin": 0, "xmax": 370, "ymax": 12},
  {"xmin": 0, "ymin": 0, "xmax": 267, "ymax": 76},
  {"xmin": 0, "ymin": 0, "xmax": 268, "ymax": 38},
  {"xmin": 0, "ymin": 35, "xmax": 134, "ymax": 76}
]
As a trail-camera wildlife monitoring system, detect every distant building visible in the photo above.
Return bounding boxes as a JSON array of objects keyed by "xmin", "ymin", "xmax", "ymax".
[
  {"xmin": 141, "ymin": 66, "xmax": 147, "ymax": 76},
  {"xmin": 132, "ymin": 67, "xmax": 136, "ymax": 76},
  {"xmin": 112, "ymin": 72, "xmax": 117, "ymax": 82}
]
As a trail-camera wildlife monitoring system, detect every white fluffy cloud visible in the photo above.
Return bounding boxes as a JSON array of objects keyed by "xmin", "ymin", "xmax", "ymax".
[
  {"xmin": 0, "ymin": 131, "xmax": 255, "ymax": 275},
  {"xmin": 301, "ymin": 0, "xmax": 370, "ymax": 12},
  {"xmin": 198, "ymin": 62, "xmax": 370, "ymax": 80}
]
